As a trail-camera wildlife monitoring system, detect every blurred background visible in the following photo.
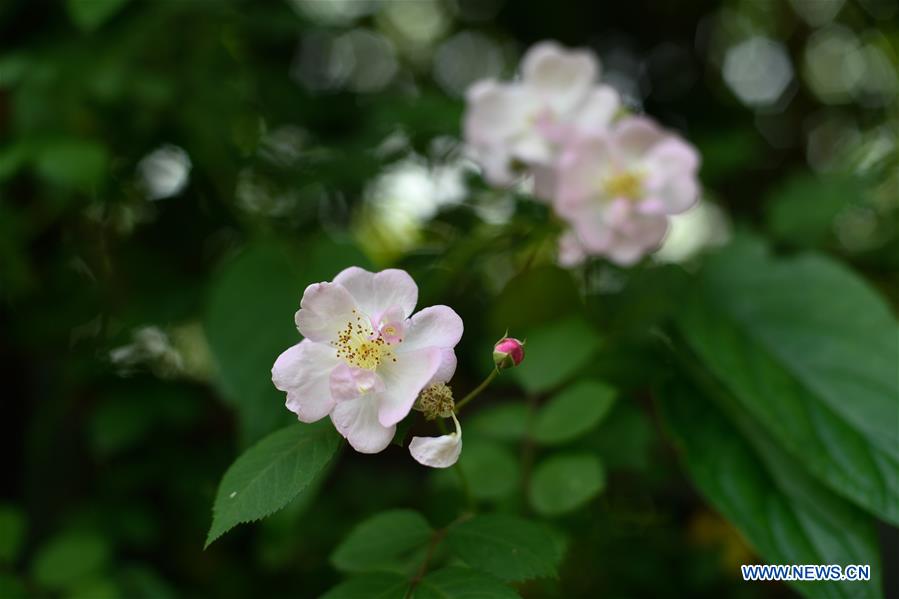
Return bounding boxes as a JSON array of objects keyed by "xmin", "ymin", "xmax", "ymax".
[{"xmin": 1, "ymin": 0, "xmax": 897, "ymax": 597}]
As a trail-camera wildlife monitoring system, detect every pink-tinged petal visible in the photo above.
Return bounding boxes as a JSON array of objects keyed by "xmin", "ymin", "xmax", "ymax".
[
  {"xmin": 613, "ymin": 116, "xmax": 666, "ymax": 162},
  {"xmin": 376, "ymin": 347, "xmax": 443, "ymax": 426},
  {"xmin": 463, "ymin": 80, "xmax": 536, "ymax": 148},
  {"xmin": 409, "ymin": 414, "xmax": 462, "ymax": 468},
  {"xmin": 272, "ymin": 340, "xmax": 339, "ymax": 423},
  {"xmin": 554, "ymin": 134, "xmax": 614, "ymax": 215},
  {"xmin": 530, "ymin": 163, "xmax": 557, "ymax": 203},
  {"xmin": 428, "ymin": 349, "xmax": 457, "ymax": 386},
  {"xmin": 294, "ymin": 282, "xmax": 359, "ymax": 343},
  {"xmin": 521, "ymin": 41, "xmax": 597, "ymax": 114},
  {"xmin": 330, "ymin": 363, "xmax": 385, "ymax": 402},
  {"xmin": 645, "ymin": 136, "xmax": 700, "ymax": 174},
  {"xmin": 572, "ymin": 85, "xmax": 620, "ymax": 131},
  {"xmin": 399, "ymin": 306, "xmax": 464, "ymax": 353},
  {"xmin": 331, "ymin": 394, "xmax": 395, "ymax": 454},
  {"xmin": 334, "ymin": 267, "xmax": 418, "ymax": 321},
  {"xmin": 558, "ymin": 230, "xmax": 587, "ymax": 267}
]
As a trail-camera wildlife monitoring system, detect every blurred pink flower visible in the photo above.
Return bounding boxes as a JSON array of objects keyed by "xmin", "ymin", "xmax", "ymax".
[
  {"xmin": 463, "ymin": 41, "xmax": 619, "ymax": 192},
  {"xmin": 272, "ymin": 267, "xmax": 463, "ymax": 454},
  {"xmin": 554, "ymin": 116, "xmax": 701, "ymax": 265}
]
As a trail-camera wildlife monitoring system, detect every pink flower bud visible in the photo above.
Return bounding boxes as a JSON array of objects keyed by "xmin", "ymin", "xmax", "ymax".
[{"xmin": 493, "ymin": 337, "xmax": 525, "ymax": 369}]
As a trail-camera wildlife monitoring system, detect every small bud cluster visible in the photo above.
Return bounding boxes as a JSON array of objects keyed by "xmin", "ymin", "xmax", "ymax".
[{"xmin": 414, "ymin": 383, "xmax": 455, "ymax": 420}]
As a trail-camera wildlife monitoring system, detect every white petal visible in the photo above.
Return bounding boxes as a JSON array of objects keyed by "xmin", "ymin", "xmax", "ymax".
[
  {"xmin": 272, "ymin": 340, "xmax": 339, "ymax": 423},
  {"xmin": 522, "ymin": 41, "xmax": 597, "ymax": 114},
  {"xmin": 409, "ymin": 414, "xmax": 462, "ymax": 468},
  {"xmin": 572, "ymin": 85, "xmax": 621, "ymax": 131},
  {"xmin": 376, "ymin": 347, "xmax": 443, "ymax": 426},
  {"xmin": 399, "ymin": 306, "xmax": 464, "ymax": 353},
  {"xmin": 555, "ymin": 133, "xmax": 614, "ymax": 216},
  {"xmin": 333, "ymin": 267, "xmax": 418, "ymax": 321},
  {"xmin": 428, "ymin": 349, "xmax": 457, "ymax": 386},
  {"xmin": 294, "ymin": 282, "xmax": 359, "ymax": 343},
  {"xmin": 331, "ymin": 393, "xmax": 395, "ymax": 454},
  {"xmin": 612, "ymin": 116, "xmax": 666, "ymax": 162},
  {"xmin": 464, "ymin": 80, "xmax": 535, "ymax": 147}
]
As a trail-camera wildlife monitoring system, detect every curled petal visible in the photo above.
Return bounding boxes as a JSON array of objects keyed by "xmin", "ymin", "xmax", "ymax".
[
  {"xmin": 409, "ymin": 413, "xmax": 463, "ymax": 468},
  {"xmin": 333, "ymin": 267, "xmax": 418, "ymax": 321},
  {"xmin": 331, "ymin": 393, "xmax": 395, "ymax": 454},
  {"xmin": 272, "ymin": 340, "xmax": 339, "ymax": 423},
  {"xmin": 294, "ymin": 282, "xmax": 359, "ymax": 343},
  {"xmin": 428, "ymin": 349, "xmax": 457, "ymax": 387}
]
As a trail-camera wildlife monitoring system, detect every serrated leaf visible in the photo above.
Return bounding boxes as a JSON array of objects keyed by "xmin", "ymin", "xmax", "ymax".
[
  {"xmin": 446, "ymin": 514, "xmax": 561, "ymax": 582},
  {"xmin": 533, "ymin": 380, "xmax": 616, "ymax": 445},
  {"xmin": 321, "ymin": 572, "xmax": 409, "ymax": 599},
  {"xmin": 467, "ymin": 402, "xmax": 529, "ymax": 442},
  {"xmin": 205, "ymin": 238, "xmax": 370, "ymax": 443},
  {"xmin": 413, "ymin": 567, "xmax": 520, "ymax": 598},
  {"xmin": 331, "ymin": 510, "xmax": 433, "ymax": 573},
  {"xmin": 529, "ymin": 454, "xmax": 605, "ymax": 516},
  {"xmin": 677, "ymin": 238, "xmax": 899, "ymax": 523},
  {"xmin": 514, "ymin": 317, "xmax": 601, "ymax": 394},
  {"xmin": 457, "ymin": 441, "xmax": 519, "ymax": 501},
  {"xmin": 660, "ymin": 379, "xmax": 883, "ymax": 599},
  {"xmin": 205, "ymin": 421, "xmax": 340, "ymax": 547}
]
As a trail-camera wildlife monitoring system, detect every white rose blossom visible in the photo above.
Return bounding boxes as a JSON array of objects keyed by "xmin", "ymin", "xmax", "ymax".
[{"xmin": 272, "ymin": 267, "xmax": 463, "ymax": 455}]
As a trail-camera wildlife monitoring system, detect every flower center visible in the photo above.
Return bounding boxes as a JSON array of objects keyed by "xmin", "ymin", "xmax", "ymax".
[
  {"xmin": 334, "ymin": 311, "xmax": 396, "ymax": 371},
  {"xmin": 603, "ymin": 170, "xmax": 643, "ymax": 199}
]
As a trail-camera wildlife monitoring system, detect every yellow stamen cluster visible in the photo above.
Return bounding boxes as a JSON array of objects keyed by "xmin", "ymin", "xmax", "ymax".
[
  {"xmin": 334, "ymin": 311, "xmax": 396, "ymax": 370},
  {"xmin": 603, "ymin": 170, "xmax": 643, "ymax": 199},
  {"xmin": 414, "ymin": 383, "xmax": 455, "ymax": 420}
]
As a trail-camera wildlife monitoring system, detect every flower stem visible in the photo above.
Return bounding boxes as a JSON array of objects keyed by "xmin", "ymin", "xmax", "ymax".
[{"xmin": 453, "ymin": 368, "xmax": 499, "ymax": 413}]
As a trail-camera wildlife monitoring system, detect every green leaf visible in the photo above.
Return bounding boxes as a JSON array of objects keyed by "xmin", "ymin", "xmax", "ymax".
[
  {"xmin": 457, "ymin": 441, "xmax": 519, "ymax": 501},
  {"xmin": 205, "ymin": 238, "xmax": 370, "ymax": 443},
  {"xmin": 677, "ymin": 238, "xmax": 899, "ymax": 523},
  {"xmin": 34, "ymin": 139, "xmax": 108, "ymax": 190},
  {"xmin": 321, "ymin": 572, "xmax": 409, "ymax": 599},
  {"xmin": 205, "ymin": 243, "xmax": 306, "ymax": 443},
  {"xmin": 660, "ymin": 380, "xmax": 883, "ymax": 599},
  {"xmin": 31, "ymin": 531, "xmax": 110, "ymax": 590},
  {"xmin": 0, "ymin": 505, "xmax": 25, "ymax": 564},
  {"xmin": 331, "ymin": 510, "xmax": 433, "ymax": 574},
  {"xmin": 413, "ymin": 567, "xmax": 520, "ymax": 598},
  {"xmin": 66, "ymin": 0, "xmax": 130, "ymax": 31},
  {"xmin": 765, "ymin": 173, "xmax": 863, "ymax": 248},
  {"xmin": 446, "ymin": 514, "xmax": 562, "ymax": 582},
  {"xmin": 529, "ymin": 454, "xmax": 605, "ymax": 517},
  {"xmin": 467, "ymin": 402, "xmax": 529, "ymax": 442},
  {"xmin": 514, "ymin": 317, "xmax": 601, "ymax": 394},
  {"xmin": 205, "ymin": 421, "xmax": 340, "ymax": 547},
  {"xmin": 489, "ymin": 266, "xmax": 580, "ymax": 333},
  {"xmin": 533, "ymin": 380, "xmax": 616, "ymax": 445},
  {"xmin": 0, "ymin": 574, "xmax": 27, "ymax": 598}
]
